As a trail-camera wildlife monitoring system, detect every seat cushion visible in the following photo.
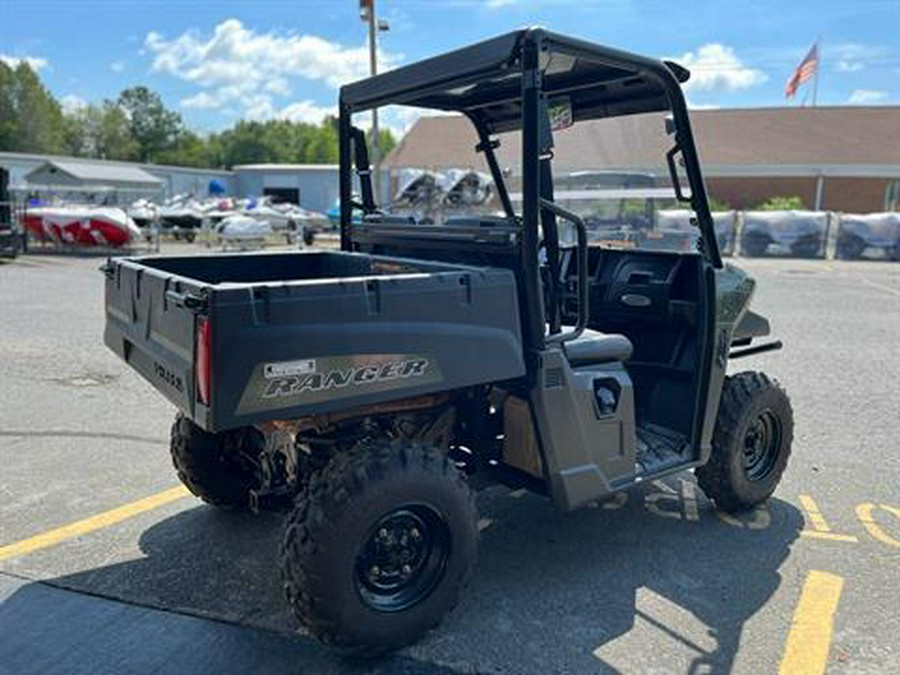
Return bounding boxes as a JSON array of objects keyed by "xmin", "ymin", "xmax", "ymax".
[{"xmin": 562, "ymin": 328, "xmax": 633, "ymax": 366}]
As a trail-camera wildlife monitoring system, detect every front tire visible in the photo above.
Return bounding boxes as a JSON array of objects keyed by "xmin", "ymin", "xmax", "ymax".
[
  {"xmin": 170, "ymin": 415, "xmax": 263, "ymax": 509},
  {"xmin": 281, "ymin": 438, "xmax": 478, "ymax": 657},
  {"xmin": 697, "ymin": 372, "xmax": 793, "ymax": 513}
]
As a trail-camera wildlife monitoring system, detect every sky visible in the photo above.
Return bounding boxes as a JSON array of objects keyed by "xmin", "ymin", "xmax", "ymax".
[{"xmin": 2, "ymin": 0, "xmax": 898, "ymax": 136}]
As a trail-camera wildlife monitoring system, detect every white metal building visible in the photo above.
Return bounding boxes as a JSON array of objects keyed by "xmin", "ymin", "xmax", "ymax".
[
  {"xmin": 0, "ymin": 152, "xmax": 392, "ymax": 212},
  {"xmin": 233, "ymin": 164, "xmax": 389, "ymax": 212},
  {"xmin": 233, "ymin": 164, "xmax": 339, "ymax": 213},
  {"xmin": 0, "ymin": 152, "xmax": 235, "ymax": 202}
]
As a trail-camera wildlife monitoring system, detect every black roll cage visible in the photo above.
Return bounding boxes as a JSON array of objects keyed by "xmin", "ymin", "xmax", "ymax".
[{"xmin": 339, "ymin": 27, "xmax": 721, "ymax": 352}]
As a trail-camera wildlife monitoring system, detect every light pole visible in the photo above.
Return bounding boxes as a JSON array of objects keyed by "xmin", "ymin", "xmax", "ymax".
[{"xmin": 360, "ymin": 0, "xmax": 389, "ymax": 201}]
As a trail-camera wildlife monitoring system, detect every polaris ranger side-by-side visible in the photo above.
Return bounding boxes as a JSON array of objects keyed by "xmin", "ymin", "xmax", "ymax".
[{"xmin": 103, "ymin": 29, "xmax": 792, "ymax": 656}]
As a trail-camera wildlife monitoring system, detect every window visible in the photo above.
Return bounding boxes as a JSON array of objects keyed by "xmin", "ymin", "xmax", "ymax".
[{"xmin": 264, "ymin": 187, "xmax": 300, "ymax": 205}]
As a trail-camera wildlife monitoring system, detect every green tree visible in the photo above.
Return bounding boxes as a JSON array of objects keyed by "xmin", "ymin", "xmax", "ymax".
[
  {"xmin": 0, "ymin": 62, "xmax": 66, "ymax": 153},
  {"xmin": 117, "ymin": 86, "xmax": 183, "ymax": 162},
  {"xmin": 97, "ymin": 103, "xmax": 139, "ymax": 160},
  {"xmin": 216, "ymin": 121, "xmax": 279, "ymax": 166},
  {"xmin": 0, "ymin": 61, "xmax": 401, "ymax": 171},
  {"xmin": 62, "ymin": 105, "xmax": 92, "ymax": 156},
  {"xmin": 368, "ymin": 127, "xmax": 396, "ymax": 160},
  {"xmin": 155, "ymin": 131, "xmax": 213, "ymax": 168},
  {"xmin": 0, "ymin": 62, "xmax": 18, "ymax": 150},
  {"xmin": 757, "ymin": 195, "xmax": 806, "ymax": 211},
  {"xmin": 204, "ymin": 133, "xmax": 225, "ymax": 168},
  {"xmin": 63, "ymin": 102, "xmax": 139, "ymax": 160},
  {"xmin": 305, "ymin": 121, "xmax": 339, "ymax": 163}
]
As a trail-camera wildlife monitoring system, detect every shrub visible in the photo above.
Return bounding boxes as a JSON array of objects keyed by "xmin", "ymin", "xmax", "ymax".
[
  {"xmin": 756, "ymin": 195, "xmax": 806, "ymax": 211},
  {"xmin": 707, "ymin": 196, "xmax": 731, "ymax": 212}
]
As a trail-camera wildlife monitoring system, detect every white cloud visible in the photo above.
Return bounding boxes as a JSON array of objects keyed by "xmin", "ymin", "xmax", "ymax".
[
  {"xmin": 110, "ymin": 60, "xmax": 126, "ymax": 73},
  {"xmin": 278, "ymin": 100, "xmax": 337, "ymax": 124},
  {"xmin": 145, "ymin": 19, "xmax": 401, "ymax": 122},
  {"xmin": 836, "ymin": 60, "xmax": 863, "ymax": 73},
  {"xmin": 145, "ymin": 19, "xmax": 399, "ymax": 89},
  {"xmin": 830, "ymin": 43, "xmax": 887, "ymax": 74},
  {"xmin": 847, "ymin": 89, "xmax": 888, "ymax": 104},
  {"xmin": 674, "ymin": 44, "xmax": 767, "ymax": 92},
  {"xmin": 0, "ymin": 54, "xmax": 49, "ymax": 71},
  {"xmin": 198, "ymin": 93, "xmax": 334, "ymax": 124},
  {"xmin": 243, "ymin": 96, "xmax": 277, "ymax": 121},
  {"xmin": 486, "ymin": 0, "xmax": 518, "ymax": 8},
  {"xmin": 60, "ymin": 94, "xmax": 88, "ymax": 114},
  {"xmin": 686, "ymin": 101, "xmax": 721, "ymax": 110},
  {"xmin": 180, "ymin": 91, "xmax": 222, "ymax": 109},
  {"xmin": 264, "ymin": 78, "xmax": 291, "ymax": 97}
]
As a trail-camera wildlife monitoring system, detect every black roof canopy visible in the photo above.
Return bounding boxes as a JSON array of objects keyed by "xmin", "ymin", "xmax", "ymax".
[{"xmin": 340, "ymin": 28, "xmax": 690, "ymax": 133}]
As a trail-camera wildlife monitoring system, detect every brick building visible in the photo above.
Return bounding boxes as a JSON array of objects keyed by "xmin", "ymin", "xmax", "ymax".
[{"xmin": 384, "ymin": 106, "xmax": 900, "ymax": 213}]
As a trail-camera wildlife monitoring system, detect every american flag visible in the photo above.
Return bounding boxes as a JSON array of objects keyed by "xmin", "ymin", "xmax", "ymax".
[{"xmin": 785, "ymin": 44, "xmax": 819, "ymax": 98}]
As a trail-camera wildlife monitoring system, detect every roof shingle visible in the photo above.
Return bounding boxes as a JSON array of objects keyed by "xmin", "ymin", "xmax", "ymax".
[{"xmin": 384, "ymin": 106, "xmax": 900, "ymax": 174}]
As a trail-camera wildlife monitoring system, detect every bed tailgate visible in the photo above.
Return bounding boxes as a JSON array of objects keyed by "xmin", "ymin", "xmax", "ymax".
[{"xmin": 103, "ymin": 259, "xmax": 206, "ymax": 422}]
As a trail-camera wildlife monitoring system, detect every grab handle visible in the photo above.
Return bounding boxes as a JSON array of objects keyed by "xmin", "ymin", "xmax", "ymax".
[{"xmin": 540, "ymin": 198, "xmax": 588, "ymax": 345}]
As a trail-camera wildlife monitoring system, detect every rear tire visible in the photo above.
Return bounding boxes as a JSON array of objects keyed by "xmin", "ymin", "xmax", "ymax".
[
  {"xmin": 837, "ymin": 233, "xmax": 867, "ymax": 260},
  {"xmin": 281, "ymin": 438, "xmax": 478, "ymax": 657},
  {"xmin": 741, "ymin": 232, "xmax": 770, "ymax": 257},
  {"xmin": 170, "ymin": 414, "xmax": 263, "ymax": 509},
  {"xmin": 790, "ymin": 235, "xmax": 821, "ymax": 259},
  {"xmin": 696, "ymin": 372, "xmax": 793, "ymax": 513}
]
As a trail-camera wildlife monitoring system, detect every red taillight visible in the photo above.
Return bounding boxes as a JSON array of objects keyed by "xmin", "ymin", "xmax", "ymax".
[{"xmin": 196, "ymin": 316, "xmax": 211, "ymax": 405}]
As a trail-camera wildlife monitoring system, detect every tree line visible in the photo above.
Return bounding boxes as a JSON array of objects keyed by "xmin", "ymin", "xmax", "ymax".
[{"xmin": 0, "ymin": 61, "xmax": 395, "ymax": 169}]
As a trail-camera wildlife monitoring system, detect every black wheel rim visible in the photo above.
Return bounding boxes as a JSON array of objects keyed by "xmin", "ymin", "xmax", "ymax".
[
  {"xmin": 355, "ymin": 504, "xmax": 451, "ymax": 613},
  {"xmin": 742, "ymin": 409, "xmax": 782, "ymax": 482}
]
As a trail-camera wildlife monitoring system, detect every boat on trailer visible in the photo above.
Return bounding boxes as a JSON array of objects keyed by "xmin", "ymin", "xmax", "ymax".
[{"xmin": 21, "ymin": 205, "xmax": 141, "ymax": 247}]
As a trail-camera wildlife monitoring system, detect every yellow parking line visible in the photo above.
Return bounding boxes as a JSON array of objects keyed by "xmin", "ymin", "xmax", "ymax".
[
  {"xmin": 0, "ymin": 485, "xmax": 191, "ymax": 562},
  {"xmin": 798, "ymin": 494, "xmax": 859, "ymax": 543},
  {"xmin": 856, "ymin": 503, "xmax": 900, "ymax": 548},
  {"xmin": 779, "ymin": 570, "xmax": 844, "ymax": 675}
]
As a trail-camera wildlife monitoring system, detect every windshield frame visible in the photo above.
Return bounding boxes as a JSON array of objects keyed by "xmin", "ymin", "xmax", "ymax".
[{"xmin": 338, "ymin": 28, "xmax": 721, "ymax": 269}]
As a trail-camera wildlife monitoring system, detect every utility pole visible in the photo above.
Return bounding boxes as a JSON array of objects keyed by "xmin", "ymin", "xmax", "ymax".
[
  {"xmin": 360, "ymin": 0, "xmax": 389, "ymax": 201},
  {"xmin": 812, "ymin": 36, "xmax": 822, "ymax": 107}
]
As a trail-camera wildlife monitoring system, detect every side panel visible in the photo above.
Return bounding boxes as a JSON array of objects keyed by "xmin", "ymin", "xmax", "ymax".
[
  {"xmin": 698, "ymin": 263, "xmax": 757, "ymax": 459},
  {"xmin": 529, "ymin": 348, "xmax": 636, "ymax": 510},
  {"xmin": 210, "ymin": 269, "xmax": 525, "ymax": 430}
]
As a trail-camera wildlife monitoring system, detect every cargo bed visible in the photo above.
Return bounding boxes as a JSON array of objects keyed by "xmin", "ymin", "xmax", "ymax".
[{"xmin": 104, "ymin": 250, "xmax": 525, "ymax": 431}]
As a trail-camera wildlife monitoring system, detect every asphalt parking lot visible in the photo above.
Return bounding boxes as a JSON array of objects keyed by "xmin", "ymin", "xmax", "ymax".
[{"xmin": 1, "ymin": 246, "xmax": 898, "ymax": 675}]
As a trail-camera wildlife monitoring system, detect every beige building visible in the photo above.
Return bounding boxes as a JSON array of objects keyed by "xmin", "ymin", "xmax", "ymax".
[{"xmin": 384, "ymin": 106, "xmax": 900, "ymax": 213}]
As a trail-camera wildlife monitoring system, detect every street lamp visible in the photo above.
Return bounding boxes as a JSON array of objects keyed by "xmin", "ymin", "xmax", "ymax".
[{"xmin": 360, "ymin": 0, "xmax": 389, "ymax": 200}]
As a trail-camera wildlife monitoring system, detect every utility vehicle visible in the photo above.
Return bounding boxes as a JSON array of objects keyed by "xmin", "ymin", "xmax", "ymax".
[
  {"xmin": 1, "ymin": 168, "xmax": 22, "ymax": 258},
  {"xmin": 740, "ymin": 209, "xmax": 827, "ymax": 258},
  {"xmin": 836, "ymin": 212, "xmax": 900, "ymax": 260},
  {"xmin": 103, "ymin": 28, "xmax": 792, "ymax": 656}
]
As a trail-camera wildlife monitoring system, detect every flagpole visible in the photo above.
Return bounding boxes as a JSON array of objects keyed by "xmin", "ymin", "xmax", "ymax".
[{"xmin": 812, "ymin": 36, "xmax": 822, "ymax": 107}]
